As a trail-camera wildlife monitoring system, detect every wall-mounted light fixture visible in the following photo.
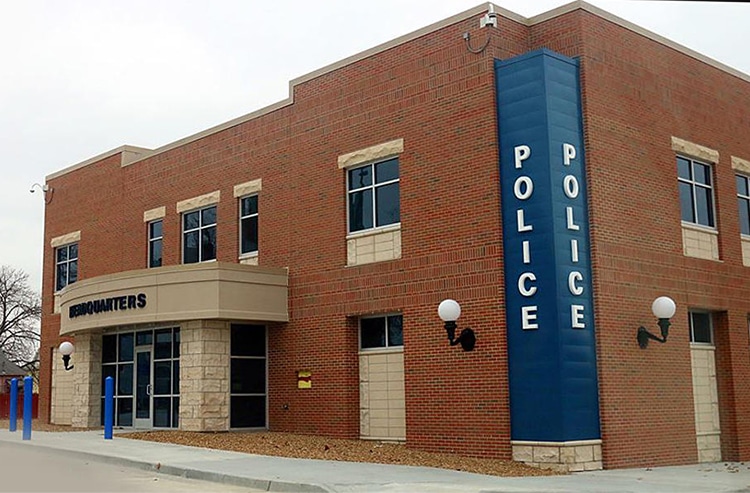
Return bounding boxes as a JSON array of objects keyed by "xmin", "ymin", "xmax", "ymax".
[
  {"xmin": 30, "ymin": 183, "xmax": 54, "ymax": 204},
  {"xmin": 437, "ymin": 299, "xmax": 476, "ymax": 351},
  {"xmin": 637, "ymin": 296, "xmax": 676, "ymax": 349},
  {"xmin": 59, "ymin": 341, "xmax": 75, "ymax": 371}
]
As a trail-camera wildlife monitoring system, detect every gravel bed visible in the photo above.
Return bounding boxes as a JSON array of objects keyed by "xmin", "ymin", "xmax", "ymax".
[
  {"xmin": 0, "ymin": 420, "xmax": 557, "ymax": 477},
  {"xmin": 121, "ymin": 430, "xmax": 559, "ymax": 477}
]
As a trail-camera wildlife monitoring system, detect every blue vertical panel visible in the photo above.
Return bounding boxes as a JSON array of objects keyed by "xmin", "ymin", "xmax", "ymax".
[{"xmin": 495, "ymin": 49, "xmax": 600, "ymax": 442}]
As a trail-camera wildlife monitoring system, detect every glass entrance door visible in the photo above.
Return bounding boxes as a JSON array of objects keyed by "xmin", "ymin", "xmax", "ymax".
[
  {"xmin": 102, "ymin": 327, "xmax": 180, "ymax": 429},
  {"xmin": 134, "ymin": 347, "xmax": 152, "ymax": 428}
]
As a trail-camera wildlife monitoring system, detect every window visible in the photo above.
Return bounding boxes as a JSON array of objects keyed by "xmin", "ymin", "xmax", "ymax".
[
  {"xmin": 239, "ymin": 195, "xmax": 258, "ymax": 255},
  {"xmin": 230, "ymin": 324, "xmax": 266, "ymax": 428},
  {"xmin": 148, "ymin": 220, "xmax": 163, "ymax": 268},
  {"xmin": 101, "ymin": 332, "xmax": 134, "ymax": 427},
  {"xmin": 689, "ymin": 311, "xmax": 713, "ymax": 344},
  {"xmin": 55, "ymin": 243, "xmax": 78, "ymax": 291},
  {"xmin": 348, "ymin": 158, "xmax": 400, "ymax": 233},
  {"xmin": 360, "ymin": 315, "xmax": 403, "ymax": 349},
  {"xmin": 152, "ymin": 328, "xmax": 180, "ymax": 428},
  {"xmin": 737, "ymin": 175, "xmax": 750, "ymax": 236},
  {"xmin": 182, "ymin": 206, "xmax": 216, "ymax": 263},
  {"xmin": 678, "ymin": 156, "xmax": 715, "ymax": 227}
]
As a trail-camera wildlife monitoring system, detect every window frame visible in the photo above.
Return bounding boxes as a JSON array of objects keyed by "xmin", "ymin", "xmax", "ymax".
[
  {"xmin": 148, "ymin": 219, "xmax": 163, "ymax": 268},
  {"xmin": 677, "ymin": 155, "xmax": 716, "ymax": 229},
  {"xmin": 55, "ymin": 242, "xmax": 79, "ymax": 292},
  {"xmin": 181, "ymin": 205, "xmax": 217, "ymax": 264},
  {"xmin": 358, "ymin": 313, "xmax": 404, "ymax": 351},
  {"xmin": 689, "ymin": 311, "xmax": 714, "ymax": 345},
  {"xmin": 736, "ymin": 174, "xmax": 750, "ymax": 237},
  {"xmin": 239, "ymin": 195, "xmax": 259, "ymax": 257},
  {"xmin": 230, "ymin": 324, "xmax": 268, "ymax": 429},
  {"xmin": 346, "ymin": 157, "xmax": 400, "ymax": 234}
]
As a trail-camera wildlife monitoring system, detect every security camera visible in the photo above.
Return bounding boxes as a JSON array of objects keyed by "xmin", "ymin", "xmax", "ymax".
[
  {"xmin": 29, "ymin": 183, "xmax": 48, "ymax": 194},
  {"xmin": 480, "ymin": 4, "xmax": 498, "ymax": 28}
]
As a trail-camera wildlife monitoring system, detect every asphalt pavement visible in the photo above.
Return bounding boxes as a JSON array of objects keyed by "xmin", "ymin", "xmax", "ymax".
[{"xmin": 0, "ymin": 427, "xmax": 748, "ymax": 493}]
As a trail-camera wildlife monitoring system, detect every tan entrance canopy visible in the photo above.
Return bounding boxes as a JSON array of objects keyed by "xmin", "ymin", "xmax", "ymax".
[{"xmin": 58, "ymin": 262, "xmax": 288, "ymax": 335}]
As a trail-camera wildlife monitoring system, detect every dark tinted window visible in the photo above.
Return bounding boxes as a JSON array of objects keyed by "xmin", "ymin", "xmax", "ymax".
[
  {"xmin": 136, "ymin": 331, "xmax": 152, "ymax": 346},
  {"xmin": 103, "ymin": 335, "xmax": 117, "ymax": 363},
  {"xmin": 348, "ymin": 166, "xmax": 372, "ymax": 190},
  {"xmin": 737, "ymin": 175, "xmax": 749, "ymax": 196},
  {"xmin": 117, "ymin": 398, "xmax": 133, "ymax": 427},
  {"xmin": 677, "ymin": 157, "xmax": 691, "ymax": 179},
  {"xmin": 231, "ymin": 359, "xmax": 266, "ymax": 394},
  {"xmin": 347, "ymin": 159, "xmax": 400, "ymax": 233},
  {"xmin": 376, "ymin": 183, "xmax": 400, "ymax": 226},
  {"xmin": 231, "ymin": 325, "xmax": 266, "ymax": 357},
  {"xmin": 101, "ymin": 365, "xmax": 116, "ymax": 396},
  {"xmin": 690, "ymin": 312, "xmax": 712, "ymax": 344},
  {"xmin": 149, "ymin": 220, "xmax": 162, "ymax": 238},
  {"xmin": 679, "ymin": 182, "xmax": 694, "ymax": 222},
  {"xmin": 230, "ymin": 396, "xmax": 265, "ymax": 428},
  {"xmin": 241, "ymin": 216, "xmax": 258, "ymax": 253},
  {"xmin": 153, "ymin": 361, "xmax": 172, "ymax": 395},
  {"xmin": 695, "ymin": 187, "xmax": 714, "ymax": 227},
  {"xmin": 361, "ymin": 315, "xmax": 403, "ymax": 349},
  {"xmin": 153, "ymin": 397, "xmax": 172, "ymax": 427},
  {"xmin": 360, "ymin": 317, "xmax": 386, "ymax": 349},
  {"xmin": 184, "ymin": 211, "xmax": 199, "ymax": 230},
  {"xmin": 693, "ymin": 162, "xmax": 711, "ymax": 186},
  {"xmin": 118, "ymin": 363, "xmax": 133, "ymax": 395},
  {"xmin": 677, "ymin": 156, "xmax": 714, "ymax": 228},
  {"xmin": 349, "ymin": 190, "xmax": 373, "ymax": 231},
  {"xmin": 388, "ymin": 315, "xmax": 403, "ymax": 346},
  {"xmin": 118, "ymin": 333, "xmax": 134, "ymax": 362},
  {"xmin": 241, "ymin": 195, "xmax": 258, "ymax": 216},
  {"xmin": 201, "ymin": 227, "xmax": 217, "ymax": 261},
  {"xmin": 375, "ymin": 158, "xmax": 399, "ymax": 183},
  {"xmin": 154, "ymin": 329, "xmax": 173, "ymax": 360},
  {"xmin": 740, "ymin": 199, "xmax": 750, "ymax": 236}
]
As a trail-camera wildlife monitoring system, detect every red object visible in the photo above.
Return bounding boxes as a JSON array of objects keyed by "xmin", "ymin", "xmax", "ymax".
[{"xmin": 0, "ymin": 393, "xmax": 38, "ymax": 419}]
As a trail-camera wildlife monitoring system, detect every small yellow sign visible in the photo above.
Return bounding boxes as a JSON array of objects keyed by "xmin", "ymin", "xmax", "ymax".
[{"xmin": 297, "ymin": 370, "xmax": 312, "ymax": 389}]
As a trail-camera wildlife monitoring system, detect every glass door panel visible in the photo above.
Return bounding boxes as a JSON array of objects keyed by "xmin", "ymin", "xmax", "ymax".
[{"xmin": 134, "ymin": 348, "xmax": 152, "ymax": 428}]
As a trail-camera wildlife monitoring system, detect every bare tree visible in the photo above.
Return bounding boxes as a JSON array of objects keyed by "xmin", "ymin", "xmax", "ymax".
[{"xmin": 0, "ymin": 266, "xmax": 41, "ymax": 371}]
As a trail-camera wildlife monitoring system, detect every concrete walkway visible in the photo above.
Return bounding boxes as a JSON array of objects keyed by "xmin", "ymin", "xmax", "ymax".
[{"xmin": 0, "ymin": 428, "xmax": 748, "ymax": 492}]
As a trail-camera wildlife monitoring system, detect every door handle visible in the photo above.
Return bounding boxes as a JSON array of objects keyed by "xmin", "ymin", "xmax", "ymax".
[{"xmin": 146, "ymin": 384, "xmax": 152, "ymax": 396}]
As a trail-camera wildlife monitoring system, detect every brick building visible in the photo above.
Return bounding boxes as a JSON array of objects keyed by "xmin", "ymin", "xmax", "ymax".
[{"xmin": 39, "ymin": 2, "xmax": 750, "ymax": 471}]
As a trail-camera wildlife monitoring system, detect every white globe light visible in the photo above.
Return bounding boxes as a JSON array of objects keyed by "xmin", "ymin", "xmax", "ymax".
[
  {"xmin": 59, "ymin": 341, "xmax": 75, "ymax": 356},
  {"xmin": 651, "ymin": 296, "xmax": 676, "ymax": 319},
  {"xmin": 438, "ymin": 299, "xmax": 461, "ymax": 322}
]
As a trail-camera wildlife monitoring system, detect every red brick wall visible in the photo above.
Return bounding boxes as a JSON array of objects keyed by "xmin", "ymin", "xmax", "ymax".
[
  {"xmin": 533, "ymin": 11, "xmax": 750, "ymax": 467},
  {"xmin": 39, "ymin": 6, "xmax": 750, "ymax": 467}
]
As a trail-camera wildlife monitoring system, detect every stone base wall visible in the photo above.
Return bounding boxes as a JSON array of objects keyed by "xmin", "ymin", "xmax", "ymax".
[
  {"xmin": 71, "ymin": 331, "xmax": 103, "ymax": 428},
  {"xmin": 512, "ymin": 440, "xmax": 603, "ymax": 472},
  {"xmin": 179, "ymin": 320, "xmax": 230, "ymax": 432},
  {"xmin": 50, "ymin": 345, "xmax": 74, "ymax": 425}
]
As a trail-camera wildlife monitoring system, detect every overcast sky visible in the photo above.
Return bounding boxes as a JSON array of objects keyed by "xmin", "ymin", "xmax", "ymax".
[{"xmin": 1, "ymin": 0, "xmax": 748, "ymax": 293}]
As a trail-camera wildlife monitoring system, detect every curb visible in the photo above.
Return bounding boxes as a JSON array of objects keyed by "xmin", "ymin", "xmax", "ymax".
[{"xmin": 3, "ymin": 438, "xmax": 332, "ymax": 493}]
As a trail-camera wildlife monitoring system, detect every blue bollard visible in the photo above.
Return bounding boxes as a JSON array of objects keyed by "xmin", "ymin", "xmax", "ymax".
[
  {"xmin": 22, "ymin": 376, "xmax": 32, "ymax": 440},
  {"xmin": 104, "ymin": 376, "xmax": 113, "ymax": 440},
  {"xmin": 9, "ymin": 378, "xmax": 17, "ymax": 432}
]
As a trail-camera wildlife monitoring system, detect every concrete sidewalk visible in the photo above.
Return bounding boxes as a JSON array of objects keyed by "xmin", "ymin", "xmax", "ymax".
[{"xmin": 0, "ymin": 428, "xmax": 748, "ymax": 493}]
